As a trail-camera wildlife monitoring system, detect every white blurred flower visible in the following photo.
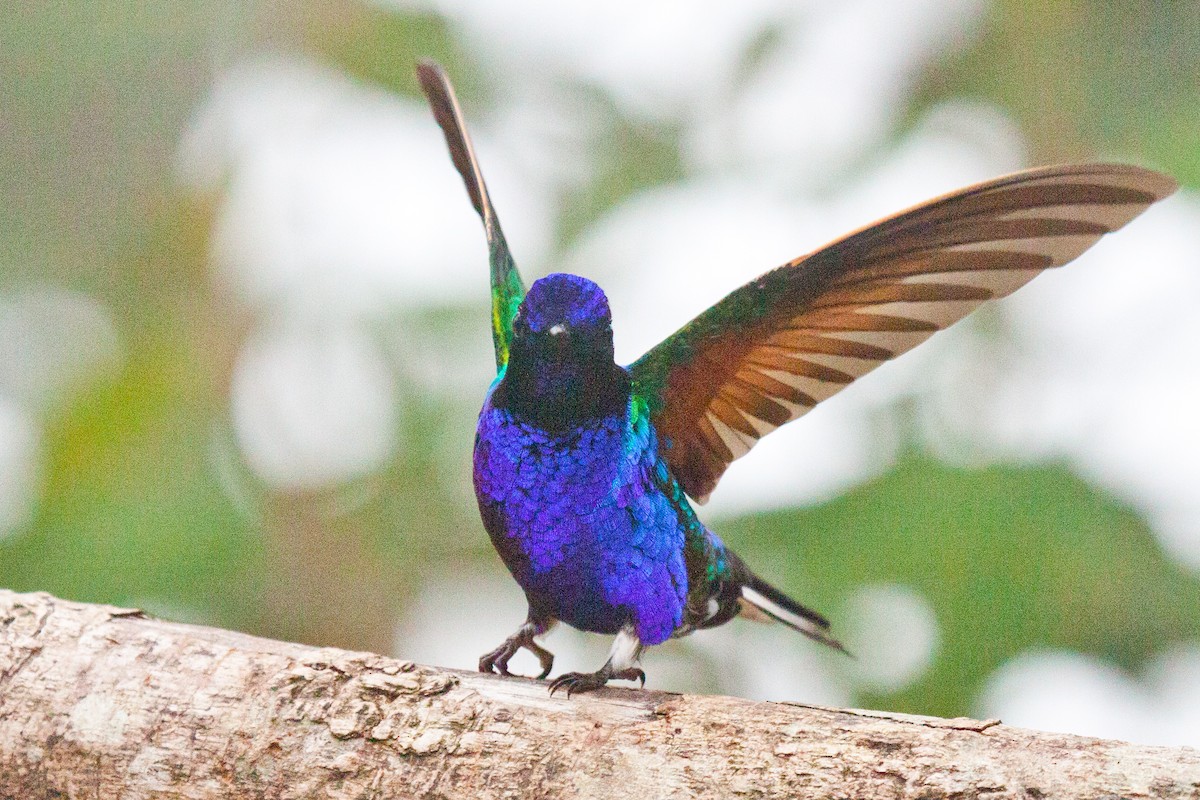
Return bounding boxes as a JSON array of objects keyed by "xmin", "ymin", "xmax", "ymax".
[
  {"xmin": 977, "ymin": 646, "xmax": 1200, "ymax": 747},
  {"xmin": 0, "ymin": 288, "xmax": 122, "ymax": 410},
  {"xmin": 842, "ymin": 583, "xmax": 940, "ymax": 693},
  {"xmin": 683, "ymin": 620, "xmax": 852, "ymax": 704},
  {"xmin": 383, "ymin": 0, "xmax": 798, "ymax": 117},
  {"xmin": 0, "ymin": 288, "xmax": 119, "ymax": 538},
  {"xmin": 231, "ymin": 322, "xmax": 399, "ymax": 490},
  {"xmin": 0, "ymin": 399, "xmax": 40, "ymax": 539},
  {"xmin": 696, "ymin": 0, "xmax": 989, "ymax": 183}
]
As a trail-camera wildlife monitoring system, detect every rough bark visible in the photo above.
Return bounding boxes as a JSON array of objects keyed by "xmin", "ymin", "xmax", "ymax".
[{"xmin": 1, "ymin": 589, "xmax": 1197, "ymax": 799}]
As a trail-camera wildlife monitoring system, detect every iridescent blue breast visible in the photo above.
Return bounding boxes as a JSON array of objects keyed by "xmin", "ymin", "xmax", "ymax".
[{"xmin": 473, "ymin": 392, "xmax": 688, "ymax": 645}]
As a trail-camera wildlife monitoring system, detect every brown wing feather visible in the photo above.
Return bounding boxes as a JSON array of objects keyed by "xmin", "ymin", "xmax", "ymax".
[{"xmin": 635, "ymin": 164, "xmax": 1176, "ymax": 502}]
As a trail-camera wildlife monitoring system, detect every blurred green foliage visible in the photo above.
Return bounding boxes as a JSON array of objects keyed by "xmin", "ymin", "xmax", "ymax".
[
  {"xmin": 914, "ymin": 0, "xmax": 1200, "ymax": 184},
  {"xmin": 1, "ymin": 0, "xmax": 1197, "ymax": 719},
  {"xmin": 726, "ymin": 454, "xmax": 1200, "ymax": 716}
]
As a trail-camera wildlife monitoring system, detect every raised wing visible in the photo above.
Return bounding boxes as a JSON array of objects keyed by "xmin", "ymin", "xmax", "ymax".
[
  {"xmin": 417, "ymin": 60, "xmax": 525, "ymax": 370},
  {"xmin": 631, "ymin": 164, "xmax": 1176, "ymax": 502}
]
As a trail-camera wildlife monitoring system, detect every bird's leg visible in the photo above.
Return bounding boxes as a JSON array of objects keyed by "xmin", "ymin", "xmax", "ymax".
[
  {"xmin": 479, "ymin": 610, "xmax": 556, "ymax": 679},
  {"xmin": 548, "ymin": 626, "xmax": 645, "ymax": 696}
]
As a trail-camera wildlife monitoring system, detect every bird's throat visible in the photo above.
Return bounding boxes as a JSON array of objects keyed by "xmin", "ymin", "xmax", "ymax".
[{"xmin": 495, "ymin": 356, "xmax": 630, "ymax": 432}]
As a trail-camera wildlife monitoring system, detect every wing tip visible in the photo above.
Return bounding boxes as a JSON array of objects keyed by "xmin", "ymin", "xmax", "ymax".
[
  {"xmin": 415, "ymin": 58, "xmax": 441, "ymax": 78},
  {"xmin": 1093, "ymin": 162, "xmax": 1178, "ymax": 203},
  {"xmin": 415, "ymin": 58, "xmax": 491, "ymax": 224},
  {"xmin": 1032, "ymin": 161, "xmax": 1178, "ymax": 202},
  {"xmin": 415, "ymin": 59, "xmax": 450, "ymax": 105}
]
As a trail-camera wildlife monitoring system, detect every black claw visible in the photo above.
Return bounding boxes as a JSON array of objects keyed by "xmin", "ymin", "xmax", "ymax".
[
  {"xmin": 528, "ymin": 644, "xmax": 555, "ymax": 681},
  {"xmin": 479, "ymin": 642, "xmax": 515, "ymax": 675},
  {"xmin": 610, "ymin": 667, "xmax": 646, "ymax": 688},
  {"xmin": 546, "ymin": 666, "xmax": 646, "ymax": 697},
  {"xmin": 548, "ymin": 672, "xmax": 602, "ymax": 697},
  {"xmin": 480, "ymin": 631, "xmax": 554, "ymax": 681}
]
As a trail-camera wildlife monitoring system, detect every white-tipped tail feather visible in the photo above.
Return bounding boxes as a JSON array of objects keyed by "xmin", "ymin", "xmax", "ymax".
[{"xmin": 740, "ymin": 583, "xmax": 849, "ymax": 656}]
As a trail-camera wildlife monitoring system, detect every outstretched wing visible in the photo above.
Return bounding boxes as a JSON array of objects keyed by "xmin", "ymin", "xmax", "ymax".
[
  {"xmin": 417, "ymin": 60, "xmax": 525, "ymax": 370},
  {"xmin": 630, "ymin": 164, "xmax": 1176, "ymax": 502}
]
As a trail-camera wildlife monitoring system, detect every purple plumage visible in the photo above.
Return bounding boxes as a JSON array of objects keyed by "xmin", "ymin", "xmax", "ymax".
[{"xmin": 474, "ymin": 384, "xmax": 688, "ymax": 646}]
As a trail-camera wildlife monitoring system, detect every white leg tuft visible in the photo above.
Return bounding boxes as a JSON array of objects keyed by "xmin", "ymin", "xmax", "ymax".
[{"xmin": 608, "ymin": 627, "xmax": 643, "ymax": 672}]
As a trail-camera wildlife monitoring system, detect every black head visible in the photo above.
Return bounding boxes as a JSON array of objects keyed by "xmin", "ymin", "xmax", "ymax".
[{"xmin": 497, "ymin": 273, "xmax": 629, "ymax": 429}]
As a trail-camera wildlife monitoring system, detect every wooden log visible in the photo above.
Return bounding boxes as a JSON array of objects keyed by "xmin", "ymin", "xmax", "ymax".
[{"xmin": 1, "ymin": 589, "xmax": 1198, "ymax": 798}]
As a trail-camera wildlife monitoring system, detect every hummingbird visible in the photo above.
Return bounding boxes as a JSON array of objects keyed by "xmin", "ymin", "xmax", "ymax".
[{"xmin": 416, "ymin": 61, "xmax": 1175, "ymax": 695}]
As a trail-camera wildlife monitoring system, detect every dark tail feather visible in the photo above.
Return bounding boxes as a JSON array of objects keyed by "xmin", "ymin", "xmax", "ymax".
[{"xmin": 740, "ymin": 574, "xmax": 851, "ymax": 657}]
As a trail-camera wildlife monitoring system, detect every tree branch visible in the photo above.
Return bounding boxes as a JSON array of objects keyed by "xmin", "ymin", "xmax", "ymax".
[{"xmin": 1, "ymin": 589, "xmax": 1197, "ymax": 798}]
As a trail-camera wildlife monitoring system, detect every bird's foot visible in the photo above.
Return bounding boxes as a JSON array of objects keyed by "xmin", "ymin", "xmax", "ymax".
[
  {"xmin": 548, "ymin": 666, "xmax": 646, "ymax": 697},
  {"xmin": 479, "ymin": 627, "xmax": 554, "ymax": 680}
]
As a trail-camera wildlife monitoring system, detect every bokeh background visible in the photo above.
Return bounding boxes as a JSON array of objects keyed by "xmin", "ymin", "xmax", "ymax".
[{"xmin": 3, "ymin": 0, "xmax": 1199, "ymax": 746}]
